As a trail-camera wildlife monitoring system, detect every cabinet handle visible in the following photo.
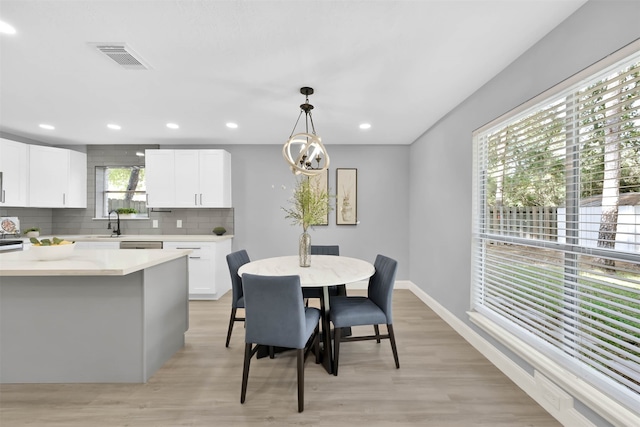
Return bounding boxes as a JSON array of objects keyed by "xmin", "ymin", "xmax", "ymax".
[
  {"xmin": 189, "ymin": 256, "xmax": 201, "ymax": 259},
  {"xmin": 1, "ymin": 190, "xmax": 5, "ymax": 203},
  {"xmin": 63, "ymin": 193, "xmax": 66, "ymax": 205},
  {"xmin": 200, "ymin": 193, "xmax": 203, "ymax": 205},
  {"xmin": 194, "ymin": 194, "xmax": 198, "ymax": 205},
  {"xmin": 177, "ymin": 247, "xmax": 201, "ymax": 250}
]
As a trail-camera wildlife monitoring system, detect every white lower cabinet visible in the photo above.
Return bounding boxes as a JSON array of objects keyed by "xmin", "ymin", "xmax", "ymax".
[{"xmin": 163, "ymin": 239, "xmax": 231, "ymax": 300}]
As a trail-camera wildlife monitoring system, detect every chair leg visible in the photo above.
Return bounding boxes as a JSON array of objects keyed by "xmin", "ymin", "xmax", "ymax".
[
  {"xmin": 314, "ymin": 325, "xmax": 320, "ymax": 364},
  {"xmin": 240, "ymin": 343, "xmax": 252, "ymax": 403},
  {"xmin": 225, "ymin": 308, "xmax": 237, "ymax": 347},
  {"xmin": 374, "ymin": 324, "xmax": 381, "ymax": 343},
  {"xmin": 269, "ymin": 346, "xmax": 275, "ymax": 359},
  {"xmin": 387, "ymin": 324, "xmax": 400, "ymax": 369},
  {"xmin": 297, "ymin": 348, "xmax": 304, "ymax": 412},
  {"xmin": 333, "ymin": 327, "xmax": 342, "ymax": 376}
]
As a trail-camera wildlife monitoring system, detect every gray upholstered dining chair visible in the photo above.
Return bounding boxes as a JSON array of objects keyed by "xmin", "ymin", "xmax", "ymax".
[
  {"xmin": 225, "ymin": 249, "xmax": 251, "ymax": 347},
  {"xmin": 240, "ymin": 273, "xmax": 320, "ymax": 412},
  {"xmin": 329, "ymin": 254, "xmax": 399, "ymax": 376},
  {"xmin": 302, "ymin": 245, "xmax": 346, "ymax": 301}
]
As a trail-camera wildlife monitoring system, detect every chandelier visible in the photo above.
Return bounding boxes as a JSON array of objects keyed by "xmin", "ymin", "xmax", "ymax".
[{"xmin": 282, "ymin": 87, "xmax": 330, "ymax": 176}]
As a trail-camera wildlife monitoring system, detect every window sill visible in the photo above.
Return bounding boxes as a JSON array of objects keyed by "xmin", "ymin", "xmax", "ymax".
[{"xmin": 468, "ymin": 311, "xmax": 640, "ymax": 426}]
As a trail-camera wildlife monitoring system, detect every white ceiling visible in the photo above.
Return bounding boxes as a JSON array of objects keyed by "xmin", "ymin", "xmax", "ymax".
[{"xmin": 0, "ymin": 0, "xmax": 587, "ymax": 147}]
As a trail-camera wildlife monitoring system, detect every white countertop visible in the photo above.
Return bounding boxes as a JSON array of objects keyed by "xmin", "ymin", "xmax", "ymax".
[
  {"xmin": 21, "ymin": 234, "xmax": 233, "ymax": 243},
  {"xmin": 0, "ymin": 249, "xmax": 191, "ymax": 277}
]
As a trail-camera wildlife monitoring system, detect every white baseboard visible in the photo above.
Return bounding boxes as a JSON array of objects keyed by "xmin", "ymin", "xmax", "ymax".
[{"xmin": 404, "ymin": 282, "xmax": 638, "ymax": 427}]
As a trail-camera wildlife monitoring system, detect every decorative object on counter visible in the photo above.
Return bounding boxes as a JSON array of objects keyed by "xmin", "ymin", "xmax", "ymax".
[
  {"xmin": 116, "ymin": 208, "xmax": 137, "ymax": 218},
  {"xmin": 282, "ymin": 177, "xmax": 333, "ymax": 267},
  {"xmin": 336, "ymin": 168, "xmax": 358, "ymax": 225},
  {"xmin": 282, "ymin": 87, "xmax": 330, "ymax": 177},
  {"xmin": 212, "ymin": 227, "xmax": 226, "ymax": 236},
  {"xmin": 0, "ymin": 216, "xmax": 20, "ymax": 236},
  {"xmin": 29, "ymin": 237, "xmax": 76, "ymax": 261},
  {"xmin": 24, "ymin": 227, "xmax": 40, "ymax": 238}
]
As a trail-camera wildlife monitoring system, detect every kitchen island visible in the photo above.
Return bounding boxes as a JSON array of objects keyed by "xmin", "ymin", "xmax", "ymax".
[{"xmin": 0, "ymin": 249, "xmax": 191, "ymax": 383}]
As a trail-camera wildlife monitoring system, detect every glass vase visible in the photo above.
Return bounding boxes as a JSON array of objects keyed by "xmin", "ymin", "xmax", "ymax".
[{"xmin": 299, "ymin": 231, "xmax": 311, "ymax": 267}]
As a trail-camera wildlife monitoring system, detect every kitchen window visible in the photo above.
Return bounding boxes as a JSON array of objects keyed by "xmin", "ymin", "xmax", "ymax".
[
  {"xmin": 472, "ymin": 45, "xmax": 640, "ymax": 414},
  {"xmin": 95, "ymin": 166, "xmax": 147, "ymax": 218}
]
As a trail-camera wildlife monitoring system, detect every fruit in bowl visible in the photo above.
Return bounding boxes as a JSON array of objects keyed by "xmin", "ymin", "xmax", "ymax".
[{"xmin": 29, "ymin": 237, "xmax": 76, "ymax": 261}]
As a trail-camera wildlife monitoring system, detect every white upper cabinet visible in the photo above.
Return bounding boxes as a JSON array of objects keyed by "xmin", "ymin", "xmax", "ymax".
[
  {"xmin": 145, "ymin": 149, "xmax": 176, "ymax": 207},
  {"xmin": 0, "ymin": 138, "xmax": 28, "ymax": 207},
  {"xmin": 146, "ymin": 149, "xmax": 231, "ymax": 208},
  {"xmin": 66, "ymin": 149, "xmax": 87, "ymax": 208},
  {"xmin": 28, "ymin": 145, "xmax": 87, "ymax": 208}
]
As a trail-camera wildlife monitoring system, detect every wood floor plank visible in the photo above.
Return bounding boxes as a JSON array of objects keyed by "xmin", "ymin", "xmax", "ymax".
[{"xmin": 0, "ymin": 290, "xmax": 561, "ymax": 426}]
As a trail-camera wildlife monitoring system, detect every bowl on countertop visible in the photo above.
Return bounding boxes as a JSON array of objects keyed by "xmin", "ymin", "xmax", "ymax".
[{"xmin": 30, "ymin": 243, "xmax": 76, "ymax": 261}]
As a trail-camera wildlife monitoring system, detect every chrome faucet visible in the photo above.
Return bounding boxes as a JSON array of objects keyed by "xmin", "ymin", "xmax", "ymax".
[{"xmin": 107, "ymin": 210, "xmax": 121, "ymax": 236}]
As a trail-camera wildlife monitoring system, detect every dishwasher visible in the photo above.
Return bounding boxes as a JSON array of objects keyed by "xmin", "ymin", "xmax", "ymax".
[{"xmin": 119, "ymin": 241, "xmax": 163, "ymax": 250}]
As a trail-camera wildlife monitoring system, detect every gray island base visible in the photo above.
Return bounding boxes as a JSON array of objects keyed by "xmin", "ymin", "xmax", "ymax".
[{"xmin": 0, "ymin": 249, "xmax": 190, "ymax": 383}]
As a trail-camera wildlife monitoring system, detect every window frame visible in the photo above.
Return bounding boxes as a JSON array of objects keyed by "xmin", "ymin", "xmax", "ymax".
[
  {"xmin": 95, "ymin": 165, "xmax": 148, "ymax": 218},
  {"xmin": 471, "ymin": 40, "xmax": 640, "ymax": 418}
]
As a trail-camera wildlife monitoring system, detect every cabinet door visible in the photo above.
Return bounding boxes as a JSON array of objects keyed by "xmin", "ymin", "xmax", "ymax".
[
  {"xmin": 164, "ymin": 241, "xmax": 216, "ymax": 298},
  {"xmin": 0, "ymin": 138, "xmax": 28, "ymax": 206},
  {"xmin": 199, "ymin": 150, "xmax": 232, "ymax": 207},
  {"xmin": 28, "ymin": 145, "xmax": 69, "ymax": 207},
  {"xmin": 145, "ymin": 150, "xmax": 175, "ymax": 207},
  {"xmin": 66, "ymin": 150, "xmax": 87, "ymax": 208},
  {"xmin": 174, "ymin": 150, "xmax": 200, "ymax": 207},
  {"xmin": 213, "ymin": 239, "xmax": 232, "ymax": 297}
]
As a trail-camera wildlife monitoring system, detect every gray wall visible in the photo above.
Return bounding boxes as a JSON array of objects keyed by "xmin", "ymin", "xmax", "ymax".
[
  {"xmin": 168, "ymin": 144, "xmax": 411, "ymax": 279},
  {"xmin": 408, "ymin": 1, "xmax": 640, "ymax": 425}
]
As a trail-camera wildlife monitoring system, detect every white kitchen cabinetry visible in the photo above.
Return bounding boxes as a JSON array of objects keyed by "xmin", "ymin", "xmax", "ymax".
[
  {"xmin": 28, "ymin": 145, "xmax": 87, "ymax": 208},
  {"xmin": 0, "ymin": 138, "xmax": 28, "ymax": 206},
  {"xmin": 144, "ymin": 149, "xmax": 175, "ymax": 207},
  {"xmin": 163, "ymin": 239, "xmax": 231, "ymax": 300},
  {"xmin": 145, "ymin": 149, "xmax": 231, "ymax": 208},
  {"xmin": 66, "ymin": 150, "xmax": 87, "ymax": 208}
]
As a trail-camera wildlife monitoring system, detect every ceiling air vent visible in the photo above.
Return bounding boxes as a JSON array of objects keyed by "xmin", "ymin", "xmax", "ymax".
[{"xmin": 91, "ymin": 43, "xmax": 150, "ymax": 70}]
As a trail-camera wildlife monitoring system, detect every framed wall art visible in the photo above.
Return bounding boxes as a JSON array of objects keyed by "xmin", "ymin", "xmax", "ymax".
[
  {"xmin": 336, "ymin": 168, "xmax": 357, "ymax": 225},
  {"xmin": 309, "ymin": 168, "xmax": 329, "ymax": 226}
]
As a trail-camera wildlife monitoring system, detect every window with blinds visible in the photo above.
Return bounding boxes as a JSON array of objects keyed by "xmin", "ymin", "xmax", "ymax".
[{"xmin": 472, "ymin": 49, "xmax": 640, "ymax": 411}]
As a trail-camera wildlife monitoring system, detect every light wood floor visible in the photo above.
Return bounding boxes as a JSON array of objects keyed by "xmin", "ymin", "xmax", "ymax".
[{"xmin": 0, "ymin": 290, "xmax": 561, "ymax": 426}]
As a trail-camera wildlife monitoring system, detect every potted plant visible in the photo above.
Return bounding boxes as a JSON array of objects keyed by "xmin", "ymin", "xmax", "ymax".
[
  {"xmin": 282, "ymin": 177, "xmax": 333, "ymax": 267},
  {"xmin": 24, "ymin": 227, "xmax": 40, "ymax": 238},
  {"xmin": 115, "ymin": 208, "xmax": 138, "ymax": 218}
]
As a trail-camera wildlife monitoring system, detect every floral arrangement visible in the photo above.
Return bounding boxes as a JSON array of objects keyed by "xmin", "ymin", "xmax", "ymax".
[{"xmin": 282, "ymin": 177, "xmax": 333, "ymax": 232}]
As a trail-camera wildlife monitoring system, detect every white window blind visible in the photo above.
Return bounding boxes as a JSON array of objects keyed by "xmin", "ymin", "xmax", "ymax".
[{"xmin": 472, "ymin": 48, "xmax": 640, "ymax": 412}]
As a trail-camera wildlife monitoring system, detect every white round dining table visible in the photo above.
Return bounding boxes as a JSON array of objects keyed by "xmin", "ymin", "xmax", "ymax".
[
  {"xmin": 237, "ymin": 255, "xmax": 375, "ymax": 374},
  {"xmin": 237, "ymin": 255, "xmax": 375, "ymax": 287}
]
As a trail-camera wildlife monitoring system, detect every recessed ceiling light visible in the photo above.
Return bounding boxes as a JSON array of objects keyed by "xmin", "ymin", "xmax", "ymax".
[
  {"xmin": 166, "ymin": 123, "xmax": 179, "ymax": 129},
  {"xmin": 107, "ymin": 124, "xmax": 121, "ymax": 130},
  {"xmin": 0, "ymin": 21, "xmax": 16, "ymax": 35},
  {"xmin": 226, "ymin": 122, "xmax": 238, "ymax": 129},
  {"xmin": 39, "ymin": 124, "xmax": 55, "ymax": 130},
  {"xmin": 136, "ymin": 152, "xmax": 145, "ymax": 157},
  {"xmin": 359, "ymin": 123, "xmax": 371, "ymax": 130}
]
